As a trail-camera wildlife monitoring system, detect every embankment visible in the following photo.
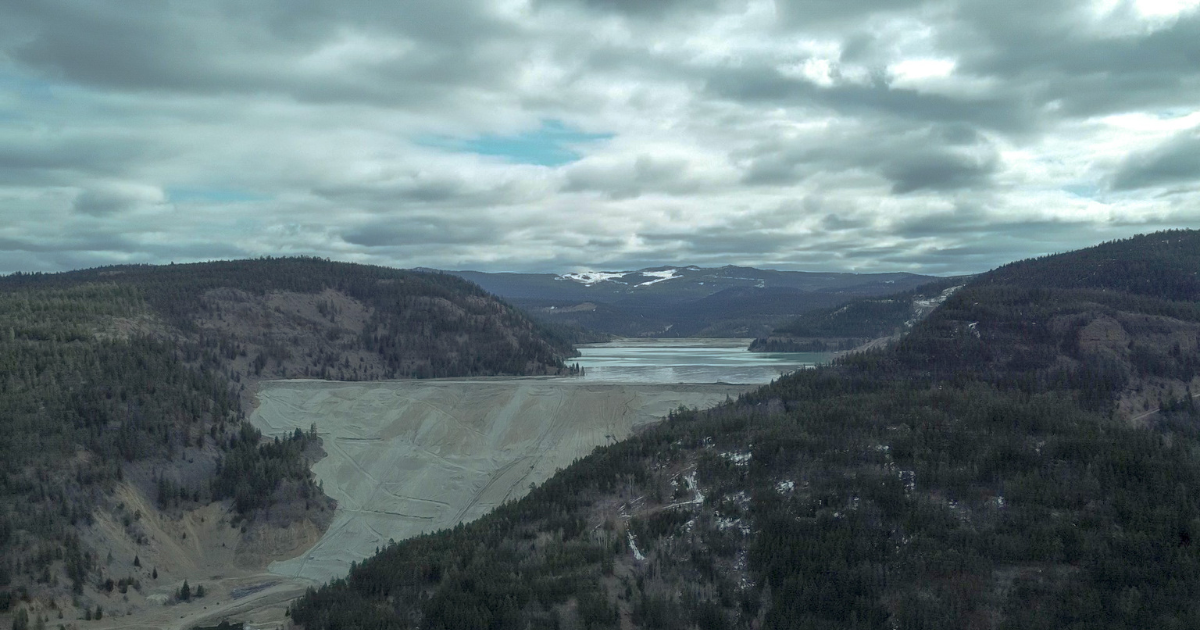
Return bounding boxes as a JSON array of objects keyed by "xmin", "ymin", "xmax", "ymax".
[{"xmin": 248, "ymin": 378, "xmax": 748, "ymax": 584}]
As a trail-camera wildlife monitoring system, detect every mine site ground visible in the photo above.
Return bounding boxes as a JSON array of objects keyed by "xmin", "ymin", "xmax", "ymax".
[{"xmin": 86, "ymin": 375, "xmax": 748, "ymax": 630}]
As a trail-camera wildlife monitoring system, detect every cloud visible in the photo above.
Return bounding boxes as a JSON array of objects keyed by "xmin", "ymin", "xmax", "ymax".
[
  {"xmin": 532, "ymin": 0, "xmax": 725, "ymax": 18},
  {"xmin": 739, "ymin": 123, "xmax": 1000, "ymax": 193},
  {"xmin": 563, "ymin": 154, "xmax": 706, "ymax": 198},
  {"xmin": 73, "ymin": 182, "xmax": 166, "ymax": 216},
  {"xmin": 0, "ymin": 0, "xmax": 1196, "ymax": 276},
  {"xmin": 1111, "ymin": 128, "xmax": 1200, "ymax": 190}
]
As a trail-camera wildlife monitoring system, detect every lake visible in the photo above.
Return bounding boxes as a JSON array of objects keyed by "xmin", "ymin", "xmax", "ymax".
[{"xmin": 573, "ymin": 338, "xmax": 831, "ymax": 384}]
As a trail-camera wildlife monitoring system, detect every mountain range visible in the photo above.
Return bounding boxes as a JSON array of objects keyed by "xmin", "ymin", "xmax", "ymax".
[{"xmin": 444, "ymin": 266, "xmax": 937, "ymax": 338}]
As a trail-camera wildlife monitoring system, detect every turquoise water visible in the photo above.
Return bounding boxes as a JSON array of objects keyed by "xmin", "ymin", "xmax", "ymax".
[{"xmin": 573, "ymin": 338, "xmax": 831, "ymax": 384}]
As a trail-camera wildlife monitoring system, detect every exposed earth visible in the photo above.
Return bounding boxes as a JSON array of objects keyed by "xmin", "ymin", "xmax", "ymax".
[
  {"xmin": 248, "ymin": 378, "xmax": 749, "ymax": 584},
  {"xmin": 51, "ymin": 352, "xmax": 756, "ymax": 629}
]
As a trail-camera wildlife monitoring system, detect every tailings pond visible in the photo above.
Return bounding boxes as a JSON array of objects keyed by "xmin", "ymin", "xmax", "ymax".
[
  {"xmin": 249, "ymin": 339, "xmax": 825, "ymax": 584},
  {"xmin": 574, "ymin": 337, "xmax": 830, "ymax": 384}
]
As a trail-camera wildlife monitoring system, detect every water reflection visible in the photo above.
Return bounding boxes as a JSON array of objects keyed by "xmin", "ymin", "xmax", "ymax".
[{"xmin": 574, "ymin": 338, "xmax": 830, "ymax": 384}]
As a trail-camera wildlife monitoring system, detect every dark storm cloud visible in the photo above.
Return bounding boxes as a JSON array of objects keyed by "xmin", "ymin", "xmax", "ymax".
[{"xmin": 1111, "ymin": 129, "xmax": 1200, "ymax": 190}]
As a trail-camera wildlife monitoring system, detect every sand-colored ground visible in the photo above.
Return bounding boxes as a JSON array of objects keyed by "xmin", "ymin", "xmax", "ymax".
[{"xmin": 248, "ymin": 378, "xmax": 748, "ymax": 584}]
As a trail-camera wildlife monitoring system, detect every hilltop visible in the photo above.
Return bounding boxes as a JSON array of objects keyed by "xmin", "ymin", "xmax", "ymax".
[
  {"xmin": 292, "ymin": 231, "xmax": 1200, "ymax": 630},
  {"xmin": 0, "ymin": 257, "xmax": 576, "ymax": 619}
]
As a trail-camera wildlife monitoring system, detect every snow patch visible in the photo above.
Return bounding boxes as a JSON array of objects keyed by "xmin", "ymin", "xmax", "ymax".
[
  {"xmin": 898, "ymin": 469, "xmax": 916, "ymax": 494},
  {"xmin": 776, "ymin": 480, "xmax": 795, "ymax": 494},
  {"xmin": 684, "ymin": 471, "xmax": 705, "ymax": 504},
  {"xmin": 721, "ymin": 451, "xmax": 752, "ymax": 466},
  {"xmin": 627, "ymin": 531, "xmax": 646, "ymax": 561},
  {"xmin": 912, "ymin": 284, "xmax": 964, "ymax": 310},
  {"xmin": 636, "ymin": 269, "xmax": 679, "ymax": 286},
  {"xmin": 715, "ymin": 516, "xmax": 750, "ymax": 535},
  {"xmin": 558, "ymin": 268, "xmax": 684, "ymax": 287},
  {"xmin": 560, "ymin": 271, "xmax": 628, "ymax": 285}
]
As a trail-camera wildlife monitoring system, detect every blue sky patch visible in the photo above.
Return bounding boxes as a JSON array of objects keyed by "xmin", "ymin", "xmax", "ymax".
[
  {"xmin": 419, "ymin": 119, "xmax": 612, "ymax": 167},
  {"xmin": 1062, "ymin": 183, "xmax": 1101, "ymax": 199}
]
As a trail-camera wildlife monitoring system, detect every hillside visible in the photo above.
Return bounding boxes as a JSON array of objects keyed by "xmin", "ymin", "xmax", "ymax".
[
  {"xmin": 291, "ymin": 231, "xmax": 1200, "ymax": 630},
  {"xmin": 0, "ymin": 258, "xmax": 576, "ymax": 616},
  {"xmin": 449, "ymin": 266, "xmax": 935, "ymax": 338},
  {"xmin": 749, "ymin": 277, "xmax": 967, "ymax": 352}
]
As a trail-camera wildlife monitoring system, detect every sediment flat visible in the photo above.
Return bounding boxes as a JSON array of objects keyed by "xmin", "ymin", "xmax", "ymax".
[{"xmin": 248, "ymin": 378, "xmax": 748, "ymax": 584}]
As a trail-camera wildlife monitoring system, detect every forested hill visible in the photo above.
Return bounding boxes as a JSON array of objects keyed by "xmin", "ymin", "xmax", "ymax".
[
  {"xmin": 979, "ymin": 230, "xmax": 1200, "ymax": 298},
  {"xmin": 291, "ymin": 230, "xmax": 1200, "ymax": 630},
  {"xmin": 749, "ymin": 277, "xmax": 967, "ymax": 352},
  {"xmin": 1, "ymin": 257, "xmax": 577, "ymax": 380},
  {"xmin": 0, "ymin": 257, "xmax": 576, "ymax": 609}
]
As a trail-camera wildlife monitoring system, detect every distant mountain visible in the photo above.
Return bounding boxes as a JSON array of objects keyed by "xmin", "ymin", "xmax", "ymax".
[{"xmin": 446, "ymin": 266, "xmax": 936, "ymax": 338}]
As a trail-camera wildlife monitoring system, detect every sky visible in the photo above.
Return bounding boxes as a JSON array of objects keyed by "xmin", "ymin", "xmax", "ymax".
[{"xmin": 1, "ymin": 0, "xmax": 1198, "ymax": 276}]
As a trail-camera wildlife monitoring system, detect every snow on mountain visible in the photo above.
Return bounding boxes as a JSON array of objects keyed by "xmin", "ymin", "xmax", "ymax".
[
  {"xmin": 636, "ymin": 269, "xmax": 679, "ymax": 286},
  {"xmin": 558, "ymin": 267, "xmax": 683, "ymax": 287},
  {"xmin": 558, "ymin": 271, "xmax": 630, "ymax": 285}
]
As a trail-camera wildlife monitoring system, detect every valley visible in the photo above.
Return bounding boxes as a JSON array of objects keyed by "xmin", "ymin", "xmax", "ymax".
[{"xmin": 5, "ymin": 234, "xmax": 1200, "ymax": 630}]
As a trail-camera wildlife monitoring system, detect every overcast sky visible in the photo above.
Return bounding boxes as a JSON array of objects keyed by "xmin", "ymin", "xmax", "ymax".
[{"xmin": 1, "ymin": 0, "xmax": 1198, "ymax": 276}]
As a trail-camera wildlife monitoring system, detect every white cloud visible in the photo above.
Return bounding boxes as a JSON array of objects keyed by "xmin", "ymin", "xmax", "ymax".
[{"xmin": 0, "ymin": 0, "xmax": 1196, "ymax": 276}]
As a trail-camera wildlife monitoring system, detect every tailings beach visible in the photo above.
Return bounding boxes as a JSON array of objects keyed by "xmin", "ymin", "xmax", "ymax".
[{"xmin": 248, "ymin": 378, "xmax": 749, "ymax": 584}]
